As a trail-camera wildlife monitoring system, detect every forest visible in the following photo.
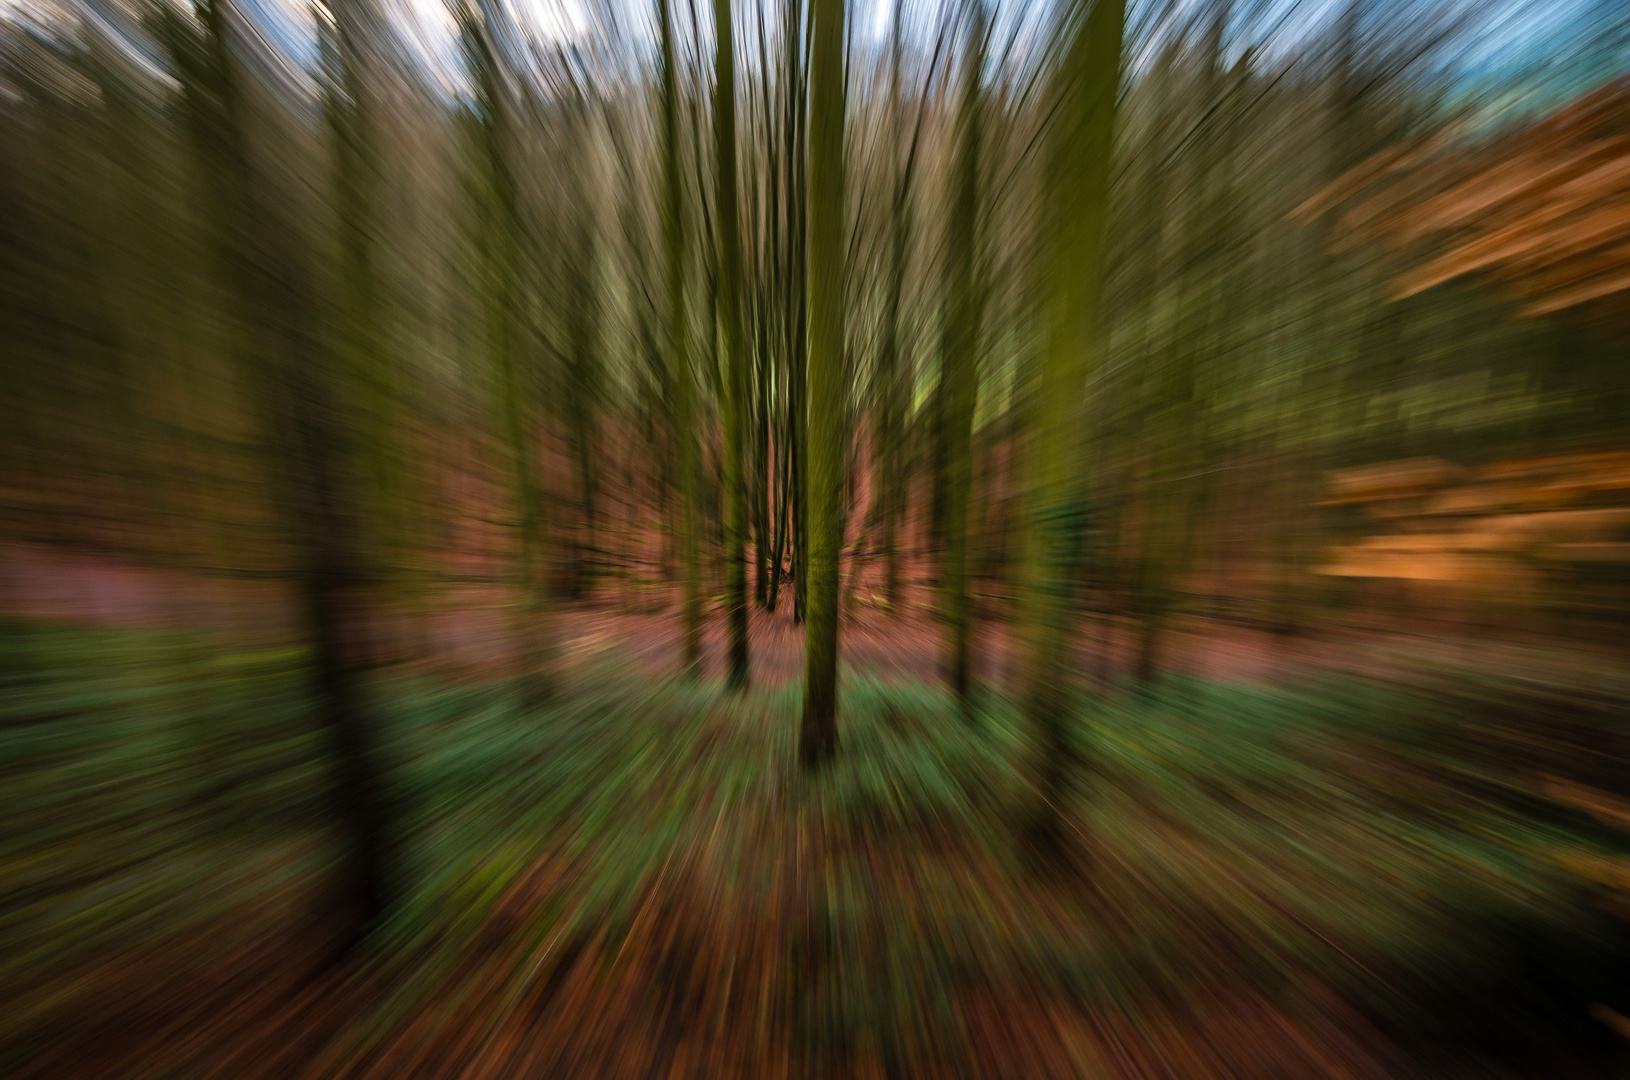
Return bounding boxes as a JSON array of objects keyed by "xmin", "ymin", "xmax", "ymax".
[{"xmin": 5, "ymin": 0, "xmax": 1630, "ymax": 1075}]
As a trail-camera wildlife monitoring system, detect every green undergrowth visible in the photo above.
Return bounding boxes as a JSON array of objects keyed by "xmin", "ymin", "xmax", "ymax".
[{"xmin": 4, "ymin": 616, "xmax": 1630, "ymax": 1071}]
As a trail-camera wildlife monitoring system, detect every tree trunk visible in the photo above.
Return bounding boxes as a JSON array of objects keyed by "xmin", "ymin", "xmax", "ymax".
[
  {"xmin": 786, "ymin": 0, "xmax": 809, "ymax": 626},
  {"xmin": 767, "ymin": 417, "xmax": 790, "ymax": 610},
  {"xmin": 800, "ymin": 0, "xmax": 845, "ymax": 766},
  {"xmin": 940, "ymin": 1, "xmax": 985, "ymax": 705},
  {"xmin": 1020, "ymin": 0, "xmax": 1126, "ymax": 850},
  {"xmin": 463, "ymin": 3, "xmax": 553, "ymax": 708},
  {"xmin": 715, "ymin": 0, "xmax": 748, "ymax": 687},
  {"xmin": 174, "ymin": 0, "xmax": 390, "ymax": 956},
  {"xmin": 566, "ymin": 189, "xmax": 599, "ymax": 602},
  {"xmin": 565, "ymin": 86, "xmax": 600, "ymax": 604},
  {"xmin": 661, "ymin": 0, "xmax": 702, "ymax": 674},
  {"xmin": 879, "ymin": 14, "xmax": 904, "ymax": 616},
  {"xmin": 753, "ymin": 308, "xmax": 770, "ymax": 606}
]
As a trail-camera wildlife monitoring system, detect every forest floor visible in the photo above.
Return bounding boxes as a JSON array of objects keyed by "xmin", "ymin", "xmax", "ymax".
[
  {"xmin": 5, "ymin": 538, "xmax": 1622, "ymax": 693},
  {"xmin": 555, "ymin": 597, "xmax": 1630, "ymax": 695},
  {"xmin": 14, "ymin": 656, "xmax": 1630, "ymax": 1080},
  {"xmin": 7, "ymin": 542, "xmax": 1630, "ymax": 1079}
]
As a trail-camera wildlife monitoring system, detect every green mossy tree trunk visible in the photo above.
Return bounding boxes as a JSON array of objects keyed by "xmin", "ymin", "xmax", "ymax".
[{"xmin": 1021, "ymin": 0, "xmax": 1126, "ymax": 846}]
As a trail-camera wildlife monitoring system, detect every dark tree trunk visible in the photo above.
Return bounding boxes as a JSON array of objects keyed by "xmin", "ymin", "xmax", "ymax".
[
  {"xmin": 171, "ymin": 0, "xmax": 391, "ymax": 956},
  {"xmin": 800, "ymin": 0, "xmax": 845, "ymax": 766}
]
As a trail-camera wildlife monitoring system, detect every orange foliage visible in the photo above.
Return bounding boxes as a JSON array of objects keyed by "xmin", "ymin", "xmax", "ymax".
[
  {"xmin": 1301, "ymin": 78, "xmax": 1630, "ymax": 323},
  {"xmin": 1318, "ymin": 450, "xmax": 1630, "ymax": 594}
]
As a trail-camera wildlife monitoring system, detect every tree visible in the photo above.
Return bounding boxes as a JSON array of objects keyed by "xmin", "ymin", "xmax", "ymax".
[
  {"xmin": 563, "ymin": 84, "xmax": 603, "ymax": 602},
  {"xmin": 940, "ymin": 0, "xmax": 987, "ymax": 704},
  {"xmin": 165, "ymin": 0, "xmax": 391, "ymax": 954},
  {"xmin": 661, "ymin": 0, "xmax": 703, "ymax": 674},
  {"xmin": 1020, "ymin": 0, "xmax": 1125, "ymax": 846},
  {"xmin": 463, "ymin": 0, "xmax": 554, "ymax": 706},
  {"xmin": 800, "ymin": 0, "xmax": 845, "ymax": 765},
  {"xmin": 715, "ymin": 0, "xmax": 749, "ymax": 687},
  {"xmin": 875, "ymin": 0, "xmax": 913, "ymax": 616},
  {"xmin": 785, "ymin": 0, "xmax": 810, "ymax": 627}
]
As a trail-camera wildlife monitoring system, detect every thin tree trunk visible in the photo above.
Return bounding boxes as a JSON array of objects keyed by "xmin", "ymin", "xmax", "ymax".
[
  {"xmin": 759, "ymin": 3, "xmax": 785, "ymax": 614},
  {"xmin": 878, "ymin": 2, "xmax": 905, "ymax": 615},
  {"xmin": 767, "ymin": 417, "xmax": 790, "ymax": 609},
  {"xmin": 929, "ymin": 369, "xmax": 946, "ymax": 562},
  {"xmin": 715, "ymin": 0, "xmax": 748, "ymax": 687},
  {"xmin": 753, "ymin": 315, "xmax": 770, "ymax": 606},
  {"xmin": 566, "ymin": 105, "xmax": 600, "ymax": 601},
  {"xmin": 786, "ymin": 0, "xmax": 809, "ymax": 626},
  {"xmin": 660, "ymin": 0, "xmax": 701, "ymax": 674},
  {"xmin": 940, "ymin": 1, "xmax": 985, "ymax": 705},
  {"xmin": 840, "ymin": 528, "xmax": 867, "ymax": 617},
  {"xmin": 1134, "ymin": 6, "xmax": 1227, "ymax": 688}
]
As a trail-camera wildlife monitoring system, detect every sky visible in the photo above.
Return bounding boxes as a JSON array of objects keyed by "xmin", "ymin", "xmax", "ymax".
[{"xmin": 0, "ymin": 0, "xmax": 1619, "ymax": 108}]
